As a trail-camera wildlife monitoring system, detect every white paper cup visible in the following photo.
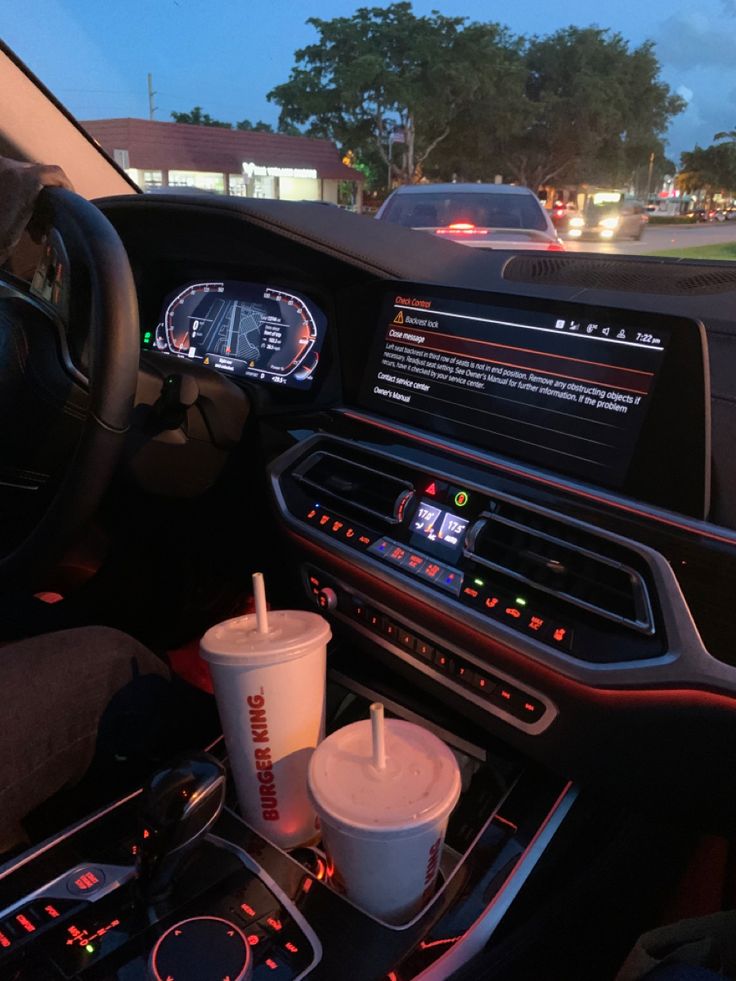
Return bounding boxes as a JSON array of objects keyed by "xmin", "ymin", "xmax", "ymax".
[
  {"xmin": 201, "ymin": 610, "xmax": 330, "ymax": 849},
  {"xmin": 308, "ymin": 718, "xmax": 461, "ymax": 924}
]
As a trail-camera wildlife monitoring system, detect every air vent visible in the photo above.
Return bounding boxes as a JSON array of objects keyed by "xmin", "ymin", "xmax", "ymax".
[
  {"xmin": 503, "ymin": 254, "xmax": 736, "ymax": 295},
  {"xmin": 293, "ymin": 451, "xmax": 414, "ymax": 525},
  {"xmin": 465, "ymin": 500, "xmax": 653, "ymax": 633}
]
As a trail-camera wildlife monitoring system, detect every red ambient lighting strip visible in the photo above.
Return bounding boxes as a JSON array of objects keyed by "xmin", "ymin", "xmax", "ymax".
[{"xmin": 340, "ymin": 410, "xmax": 736, "ymax": 547}]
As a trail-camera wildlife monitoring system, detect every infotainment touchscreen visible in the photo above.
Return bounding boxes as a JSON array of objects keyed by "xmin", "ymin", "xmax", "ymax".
[{"xmin": 359, "ymin": 285, "xmax": 710, "ymax": 515}]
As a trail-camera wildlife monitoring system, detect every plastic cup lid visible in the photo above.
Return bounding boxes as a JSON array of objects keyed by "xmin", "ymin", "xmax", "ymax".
[
  {"xmin": 308, "ymin": 719, "xmax": 461, "ymax": 836},
  {"xmin": 200, "ymin": 610, "xmax": 331, "ymax": 666}
]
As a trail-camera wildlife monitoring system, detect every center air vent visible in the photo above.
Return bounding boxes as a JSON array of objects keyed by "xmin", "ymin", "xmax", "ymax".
[
  {"xmin": 293, "ymin": 451, "xmax": 414, "ymax": 525},
  {"xmin": 466, "ymin": 499, "xmax": 654, "ymax": 633}
]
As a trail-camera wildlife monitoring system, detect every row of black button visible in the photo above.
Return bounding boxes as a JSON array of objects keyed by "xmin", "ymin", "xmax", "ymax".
[
  {"xmin": 303, "ymin": 504, "xmax": 375, "ymax": 550},
  {"xmin": 349, "ymin": 597, "xmax": 546, "ymax": 724},
  {"xmin": 459, "ymin": 582, "xmax": 573, "ymax": 652},
  {"xmin": 229, "ymin": 878, "xmax": 311, "ymax": 979},
  {"xmin": 368, "ymin": 538, "xmax": 462, "ymax": 595},
  {"xmin": 0, "ymin": 898, "xmax": 77, "ymax": 954}
]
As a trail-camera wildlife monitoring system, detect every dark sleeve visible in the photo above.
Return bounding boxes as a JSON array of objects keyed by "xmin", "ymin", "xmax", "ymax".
[{"xmin": 0, "ymin": 626, "xmax": 169, "ymax": 847}]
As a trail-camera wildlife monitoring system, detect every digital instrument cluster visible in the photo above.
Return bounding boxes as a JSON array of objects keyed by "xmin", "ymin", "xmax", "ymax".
[{"xmin": 143, "ymin": 280, "xmax": 327, "ymax": 390}]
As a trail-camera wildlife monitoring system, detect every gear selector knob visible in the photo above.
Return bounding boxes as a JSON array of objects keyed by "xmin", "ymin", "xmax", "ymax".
[{"xmin": 138, "ymin": 752, "xmax": 226, "ymax": 897}]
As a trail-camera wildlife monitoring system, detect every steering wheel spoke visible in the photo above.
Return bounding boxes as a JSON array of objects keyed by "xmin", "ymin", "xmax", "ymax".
[{"xmin": 0, "ymin": 187, "xmax": 139, "ymax": 589}]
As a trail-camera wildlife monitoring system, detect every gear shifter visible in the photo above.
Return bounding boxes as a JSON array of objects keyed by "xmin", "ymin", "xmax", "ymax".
[{"xmin": 137, "ymin": 752, "xmax": 226, "ymax": 899}]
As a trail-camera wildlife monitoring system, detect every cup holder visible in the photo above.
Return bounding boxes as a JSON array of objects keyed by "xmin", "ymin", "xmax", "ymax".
[{"xmin": 286, "ymin": 841, "xmax": 453, "ymax": 928}]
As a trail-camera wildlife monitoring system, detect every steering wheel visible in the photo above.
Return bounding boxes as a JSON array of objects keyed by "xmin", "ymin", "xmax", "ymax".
[{"xmin": 0, "ymin": 187, "xmax": 139, "ymax": 590}]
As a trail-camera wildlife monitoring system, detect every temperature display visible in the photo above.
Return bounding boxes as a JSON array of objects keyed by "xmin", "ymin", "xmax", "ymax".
[{"xmin": 411, "ymin": 500, "xmax": 468, "ymax": 556}]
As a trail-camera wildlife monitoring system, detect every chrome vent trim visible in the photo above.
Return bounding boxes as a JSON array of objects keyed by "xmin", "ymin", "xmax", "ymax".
[
  {"xmin": 292, "ymin": 450, "xmax": 414, "ymax": 525},
  {"xmin": 465, "ymin": 507, "xmax": 655, "ymax": 634}
]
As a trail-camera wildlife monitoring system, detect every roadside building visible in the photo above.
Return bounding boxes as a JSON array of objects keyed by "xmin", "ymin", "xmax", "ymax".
[{"xmin": 82, "ymin": 117, "xmax": 363, "ymax": 208}]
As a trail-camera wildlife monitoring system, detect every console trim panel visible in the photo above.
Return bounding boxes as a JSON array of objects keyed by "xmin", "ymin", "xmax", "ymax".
[
  {"xmin": 316, "ymin": 566, "xmax": 558, "ymax": 735},
  {"xmin": 270, "ymin": 432, "xmax": 734, "ymax": 692},
  {"xmin": 414, "ymin": 781, "xmax": 578, "ymax": 980}
]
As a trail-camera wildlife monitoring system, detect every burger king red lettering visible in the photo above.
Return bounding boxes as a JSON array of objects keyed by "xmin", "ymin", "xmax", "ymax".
[
  {"xmin": 420, "ymin": 836, "xmax": 442, "ymax": 904},
  {"xmin": 247, "ymin": 694, "xmax": 279, "ymax": 820}
]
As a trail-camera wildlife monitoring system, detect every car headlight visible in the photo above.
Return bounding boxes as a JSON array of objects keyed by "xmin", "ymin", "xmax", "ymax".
[
  {"xmin": 600, "ymin": 217, "xmax": 620, "ymax": 230},
  {"xmin": 569, "ymin": 217, "xmax": 585, "ymax": 228}
]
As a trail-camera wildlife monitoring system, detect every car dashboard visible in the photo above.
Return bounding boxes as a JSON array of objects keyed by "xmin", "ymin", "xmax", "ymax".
[
  {"xmin": 7, "ymin": 192, "xmax": 736, "ymax": 980},
  {"xmin": 93, "ymin": 194, "xmax": 736, "ymax": 812}
]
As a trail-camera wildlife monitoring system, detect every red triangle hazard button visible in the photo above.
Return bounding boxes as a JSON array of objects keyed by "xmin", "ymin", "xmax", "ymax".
[{"xmin": 425, "ymin": 482, "xmax": 437, "ymax": 495}]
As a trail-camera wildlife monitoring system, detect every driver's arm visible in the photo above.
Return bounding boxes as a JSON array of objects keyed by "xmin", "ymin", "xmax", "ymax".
[{"xmin": 0, "ymin": 157, "xmax": 72, "ymax": 263}]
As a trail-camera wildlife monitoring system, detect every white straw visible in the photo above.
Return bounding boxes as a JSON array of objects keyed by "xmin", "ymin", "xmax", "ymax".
[
  {"xmin": 370, "ymin": 702, "xmax": 386, "ymax": 770},
  {"xmin": 253, "ymin": 572, "xmax": 269, "ymax": 634}
]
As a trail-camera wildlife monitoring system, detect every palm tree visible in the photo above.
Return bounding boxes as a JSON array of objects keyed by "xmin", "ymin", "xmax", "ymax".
[{"xmin": 714, "ymin": 127, "xmax": 736, "ymax": 143}]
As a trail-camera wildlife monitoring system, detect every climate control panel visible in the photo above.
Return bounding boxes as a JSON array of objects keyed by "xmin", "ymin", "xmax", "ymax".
[{"xmin": 273, "ymin": 435, "xmax": 664, "ymax": 667}]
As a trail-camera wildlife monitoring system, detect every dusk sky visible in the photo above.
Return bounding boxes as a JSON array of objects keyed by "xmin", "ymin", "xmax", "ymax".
[{"xmin": 5, "ymin": 0, "xmax": 736, "ymax": 162}]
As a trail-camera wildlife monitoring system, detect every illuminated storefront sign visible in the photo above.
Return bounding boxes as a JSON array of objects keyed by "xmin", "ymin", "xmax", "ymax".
[{"xmin": 242, "ymin": 162, "xmax": 318, "ymax": 180}]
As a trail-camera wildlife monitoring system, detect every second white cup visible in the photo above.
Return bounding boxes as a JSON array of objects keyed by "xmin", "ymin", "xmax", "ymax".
[{"xmin": 308, "ymin": 713, "xmax": 461, "ymax": 924}]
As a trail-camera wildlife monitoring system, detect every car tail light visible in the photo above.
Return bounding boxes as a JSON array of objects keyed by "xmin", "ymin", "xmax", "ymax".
[
  {"xmin": 435, "ymin": 222, "xmax": 488, "ymax": 236},
  {"xmin": 547, "ymin": 242, "xmax": 565, "ymax": 251}
]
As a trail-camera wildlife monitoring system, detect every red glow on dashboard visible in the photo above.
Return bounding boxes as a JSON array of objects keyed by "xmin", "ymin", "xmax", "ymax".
[
  {"xmin": 341, "ymin": 410, "xmax": 731, "ymax": 545},
  {"xmin": 66, "ymin": 918, "xmax": 120, "ymax": 947},
  {"xmin": 73, "ymin": 871, "xmax": 100, "ymax": 891},
  {"xmin": 419, "ymin": 935, "xmax": 462, "ymax": 949},
  {"xmin": 15, "ymin": 914, "xmax": 35, "ymax": 933},
  {"xmin": 288, "ymin": 526, "xmax": 736, "ymax": 721}
]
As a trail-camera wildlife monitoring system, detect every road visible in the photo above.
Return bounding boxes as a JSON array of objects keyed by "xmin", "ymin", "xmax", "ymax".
[{"xmin": 563, "ymin": 222, "xmax": 736, "ymax": 255}]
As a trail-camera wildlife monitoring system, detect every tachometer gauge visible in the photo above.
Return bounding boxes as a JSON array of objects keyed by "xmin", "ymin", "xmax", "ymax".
[{"xmin": 149, "ymin": 281, "xmax": 327, "ymax": 391}]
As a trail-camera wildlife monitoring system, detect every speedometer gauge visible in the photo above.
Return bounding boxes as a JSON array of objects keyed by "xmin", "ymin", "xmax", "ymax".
[
  {"xmin": 166, "ymin": 281, "xmax": 224, "ymax": 353},
  {"xmin": 143, "ymin": 281, "xmax": 327, "ymax": 390}
]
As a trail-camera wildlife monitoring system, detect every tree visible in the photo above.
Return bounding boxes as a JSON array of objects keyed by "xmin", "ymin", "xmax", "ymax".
[
  {"xmin": 267, "ymin": 3, "xmax": 519, "ymax": 185},
  {"xmin": 714, "ymin": 126, "xmax": 736, "ymax": 143},
  {"xmin": 171, "ymin": 107, "xmax": 232, "ymax": 128},
  {"xmin": 499, "ymin": 28, "xmax": 685, "ymax": 189},
  {"xmin": 236, "ymin": 119, "xmax": 274, "ymax": 132},
  {"xmin": 678, "ymin": 143, "xmax": 736, "ymax": 202}
]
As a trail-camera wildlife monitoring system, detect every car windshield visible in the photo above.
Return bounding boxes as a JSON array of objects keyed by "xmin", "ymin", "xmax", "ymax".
[
  {"xmin": 5, "ymin": 2, "xmax": 736, "ymax": 261},
  {"xmin": 379, "ymin": 191, "xmax": 548, "ymax": 230}
]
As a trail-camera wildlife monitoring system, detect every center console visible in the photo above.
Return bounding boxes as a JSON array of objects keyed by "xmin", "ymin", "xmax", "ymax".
[{"xmin": 0, "ymin": 677, "xmax": 574, "ymax": 980}]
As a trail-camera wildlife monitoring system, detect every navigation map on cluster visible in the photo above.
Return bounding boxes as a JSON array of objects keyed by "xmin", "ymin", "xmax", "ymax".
[{"xmin": 147, "ymin": 280, "xmax": 326, "ymax": 389}]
